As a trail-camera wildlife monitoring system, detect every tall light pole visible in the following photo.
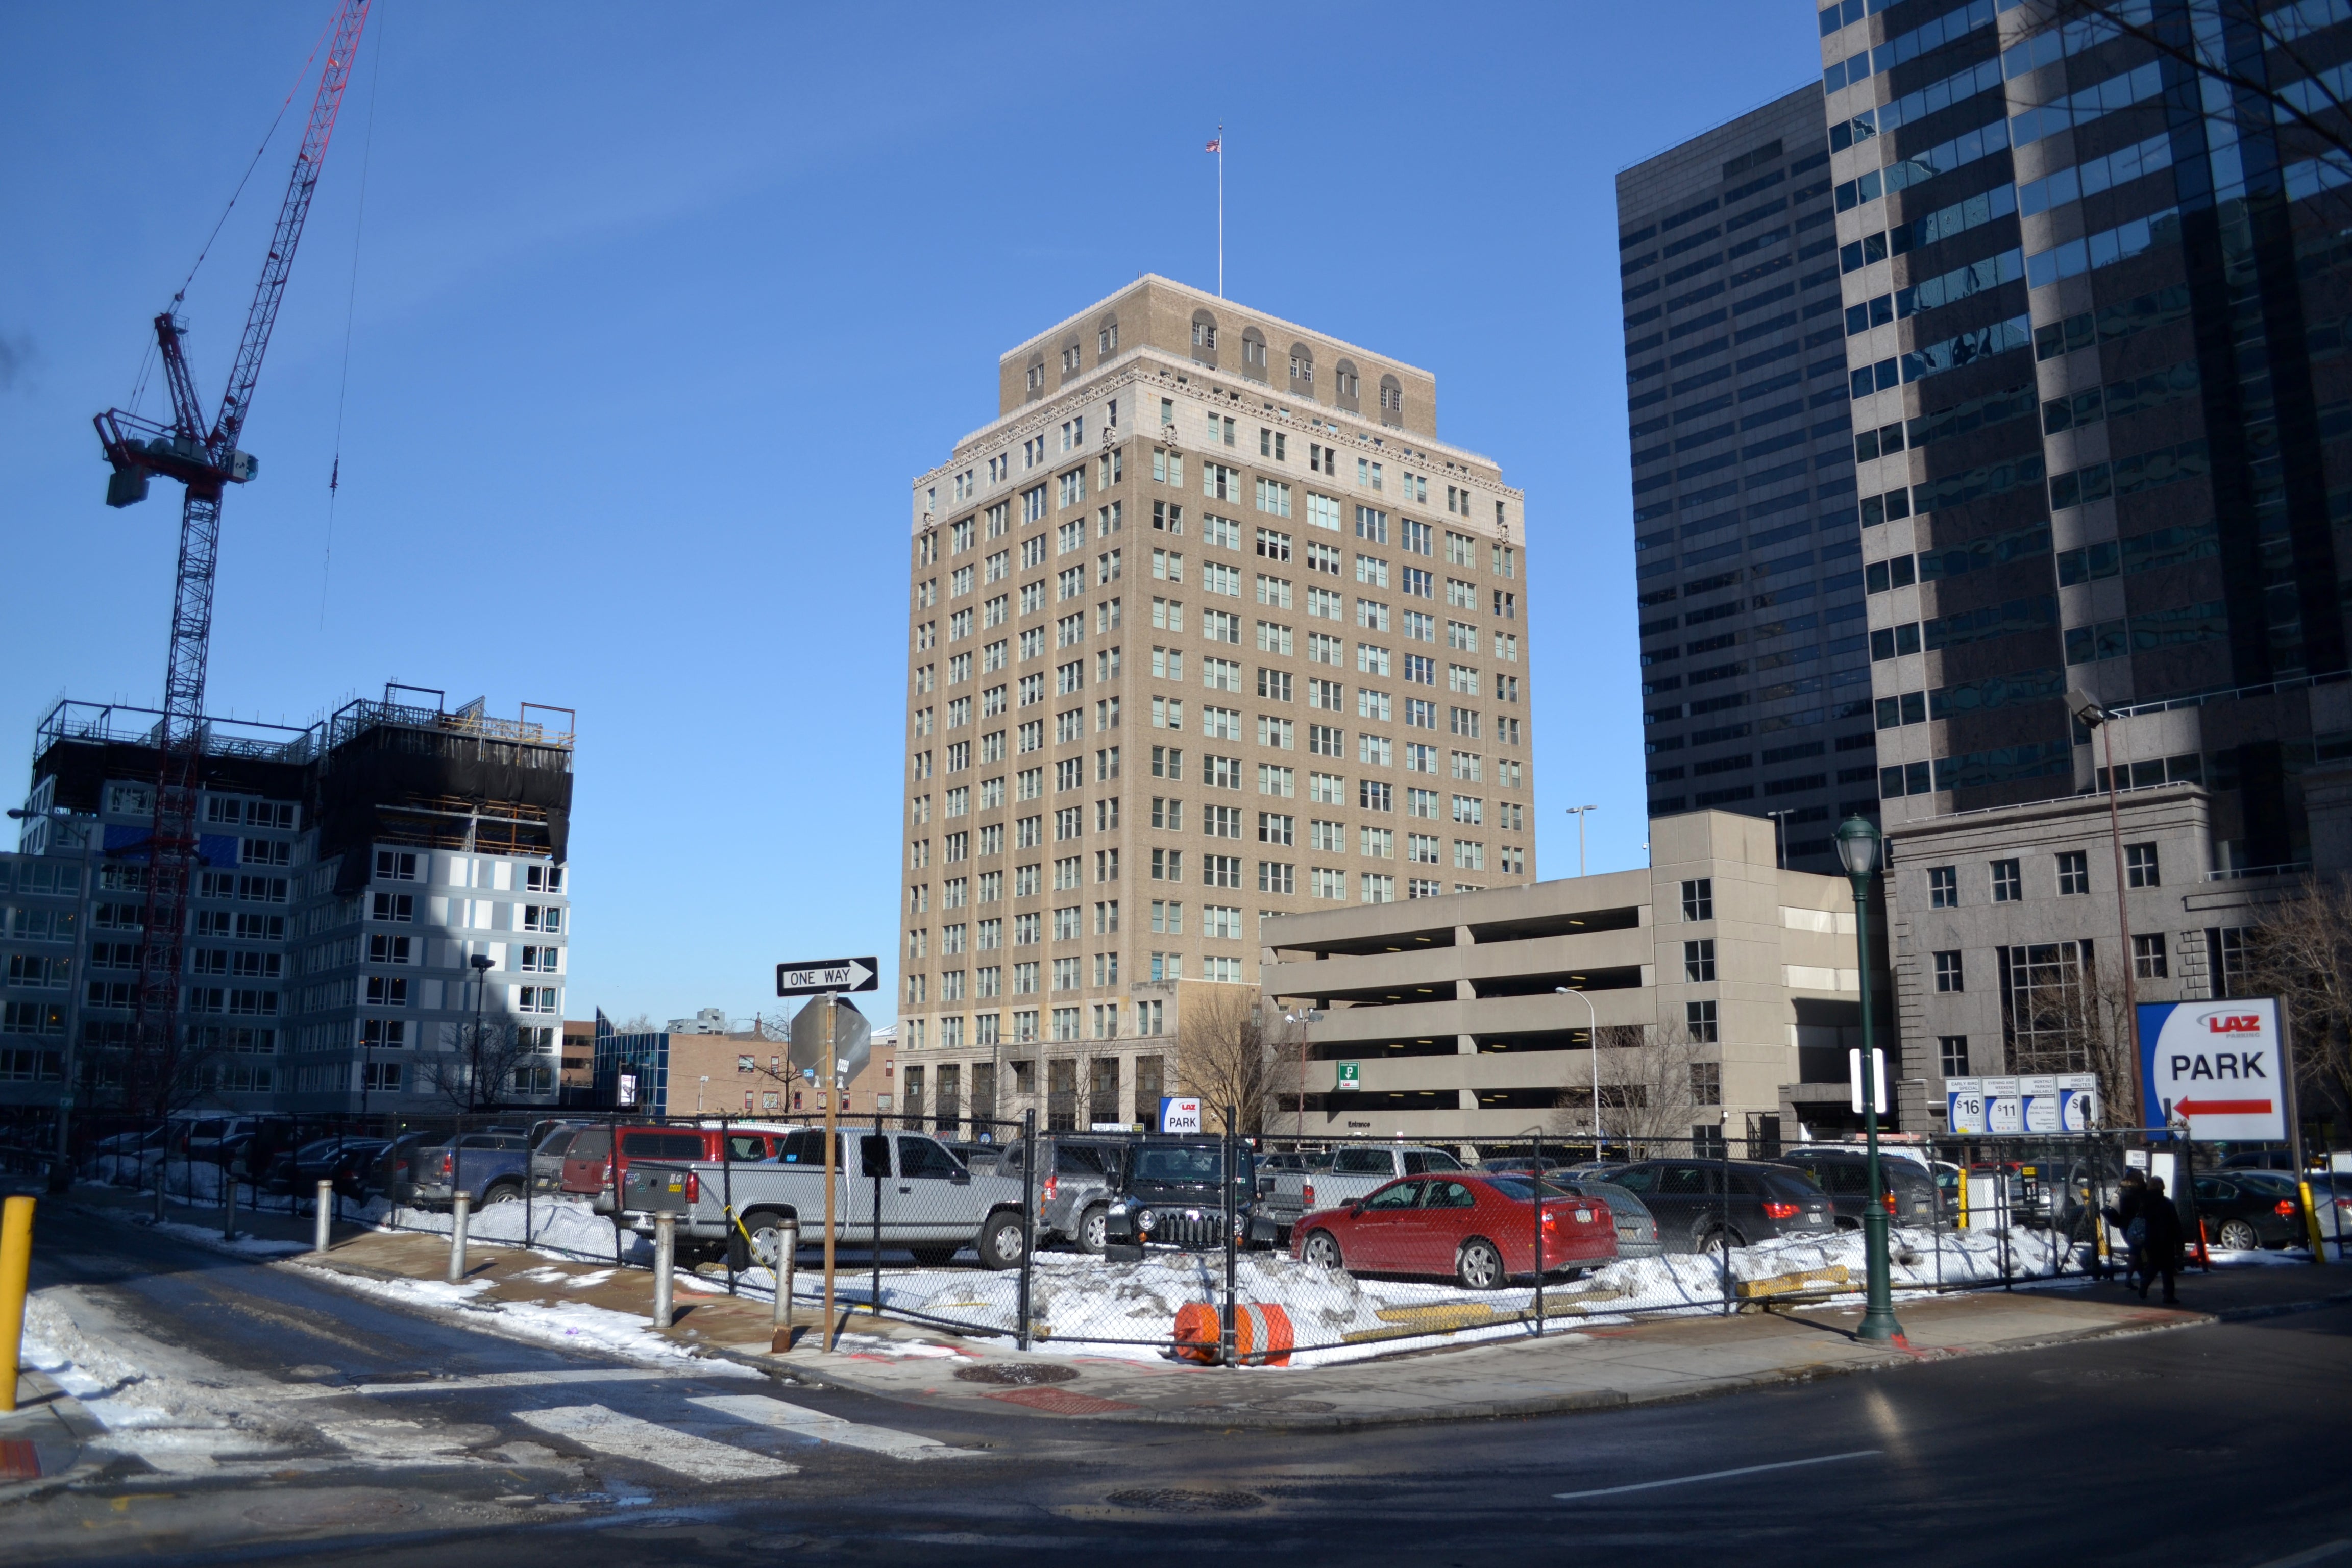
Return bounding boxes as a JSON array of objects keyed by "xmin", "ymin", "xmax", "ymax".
[
  {"xmin": 2071, "ymin": 691, "xmax": 2141, "ymax": 1125},
  {"xmin": 467, "ymin": 952, "xmax": 495, "ymax": 1115},
  {"xmin": 1564, "ymin": 804, "xmax": 1599, "ymax": 878},
  {"xmin": 1833, "ymin": 815, "xmax": 1904, "ymax": 1344},
  {"xmin": 1283, "ymin": 1010, "xmax": 1322, "ymax": 1141},
  {"xmin": 1554, "ymin": 986, "xmax": 1601, "ymax": 1155}
]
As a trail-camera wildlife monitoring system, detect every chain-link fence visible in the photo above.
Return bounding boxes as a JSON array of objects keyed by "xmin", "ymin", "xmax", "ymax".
[{"xmin": 38, "ymin": 1102, "xmax": 2340, "ymax": 1362}]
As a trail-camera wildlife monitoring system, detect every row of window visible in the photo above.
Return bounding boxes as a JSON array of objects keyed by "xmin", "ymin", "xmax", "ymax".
[{"xmin": 1922, "ymin": 845, "xmax": 2159, "ymax": 910}]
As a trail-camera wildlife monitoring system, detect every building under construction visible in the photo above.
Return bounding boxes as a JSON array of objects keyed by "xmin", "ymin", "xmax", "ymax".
[{"xmin": 2, "ymin": 683, "xmax": 573, "ymax": 1115}]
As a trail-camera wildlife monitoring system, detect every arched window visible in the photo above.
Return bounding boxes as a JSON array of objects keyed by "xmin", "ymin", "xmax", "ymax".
[
  {"xmin": 1378, "ymin": 374, "xmax": 1404, "ymax": 426},
  {"xmin": 1190, "ymin": 309, "xmax": 1220, "ymax": 366},
  {"xmin": 1097, "ymin": 315, "xmax": 1120, "ymax": 357},
  {"xmin": 1287, "ymin": 344, "xmax": 1315, "ymax": 398},
  {"xmin": 1334, "ymin": 359, "xmax": 1361, "ymax": 411},
  {"xmin": 1239, "ymin": 326, "xmax": 1269, "ymax": 380}
]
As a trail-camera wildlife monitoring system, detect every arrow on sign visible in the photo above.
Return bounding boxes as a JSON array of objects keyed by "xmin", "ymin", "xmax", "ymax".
[
  {"xmin": 776, "ymin": 958, "xmax": 879, "ymax": 996},
  {"xmin": 2174, "ymin": 1097, "xmax": 2275, "ymax": 1117}
]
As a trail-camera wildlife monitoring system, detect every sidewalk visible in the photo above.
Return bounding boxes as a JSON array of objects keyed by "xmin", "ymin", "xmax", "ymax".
[
  {"xmin": 0, "ymin": 1369, "xmax": 106, "ymax": 1498},
  {"xmin": 253, "ymin": 1217, "xmax": 2352, "ymax": 1431}
]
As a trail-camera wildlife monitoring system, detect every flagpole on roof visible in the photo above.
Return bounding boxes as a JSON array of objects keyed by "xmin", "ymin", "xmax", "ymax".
[{"xmin": 1214, "ymin": 122, "xmax": 1224, "ymax": 297}]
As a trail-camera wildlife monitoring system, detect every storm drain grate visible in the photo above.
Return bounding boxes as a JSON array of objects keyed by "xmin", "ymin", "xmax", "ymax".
[
  {"xmin": 953, "ymin": 1363, "xmax": 1079, "ymax": 1387},
  {"xmin": 1105, "ymin": 1487, "xmax": 1267, "ymax": 1513}
]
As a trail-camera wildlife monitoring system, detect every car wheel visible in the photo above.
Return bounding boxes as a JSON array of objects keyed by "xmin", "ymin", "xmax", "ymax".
[
  {"xmin": 976, "ymin": 1211, "xmax": 1028, "ymax": 1270},
  {"xmin": 2215, "ymin": 1217, "xmax": 2262, "ymax": 1251},
  {"xmin": 1455, "ymin": 1237, "xmax": 1505, "ymax": 1291},
  {"xmin": 482, "ymin": 1182, "xmax": 523, "ymax": 1206},
  {"xmin": 1077, "ymin": 1206, "xmax": 1109, "ymax": 1256},
  {"xmin": 1697, "ymin": 1228, "xmax": 1737, "ymax": 1257},
  {"xmin": 728, "ymin": 1210, "xmax": 795, "ymax": 1272},
  {"xmin": 1301, "ymin": 1229, "xmax": 1344, "ymax": 1270}
]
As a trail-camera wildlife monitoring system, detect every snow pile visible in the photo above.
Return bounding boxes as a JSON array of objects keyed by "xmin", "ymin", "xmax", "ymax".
[{"xmin": 357, "ymin": 1196, "xmax": 646, "ymax": 1262}]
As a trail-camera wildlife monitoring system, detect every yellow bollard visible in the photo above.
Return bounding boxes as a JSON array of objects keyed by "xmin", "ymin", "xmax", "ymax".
[{"xmin": 0, "ymin": 1195, "xmax": 34, "ymax": 1414}]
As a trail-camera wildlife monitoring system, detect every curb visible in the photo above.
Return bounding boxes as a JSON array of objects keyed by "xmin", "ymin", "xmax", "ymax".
[{"xmin": 0, "ymin": 1370, "xmax": 110, "ymax": 1504}]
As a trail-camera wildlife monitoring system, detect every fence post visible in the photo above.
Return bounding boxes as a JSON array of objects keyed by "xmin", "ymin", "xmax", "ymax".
[
  {"xmin": 721, "ymin": 1115, "xmax": 737, "ymax": 1297},
  {"xmin": 771, "ymin": 1219, "xmax": 798, "ymax": 1351},
  {"xmin": 313, "ymin": 1179, "xmax": 333, "ymax": 1254},
  {"xmin": 1532, "ymin": 1129, "xmax": 1546, "ymax": 1337},
  {"xmin": 652, "ymin": 1211, "xmax": 676, "ymax": 1329},
  {"xmin": 153, "ymin": 1160, "xmax": 166, "ymax": 1225},
  {"xmin": 609, "ymin": 1112, "xmax": 624, "ymax": 1266},
  {"xmin": 1717, "ymin": 1124, "xmax": 1732, "ymax": 1315},
  {"xmin": 1017, "ymin": 1109, "xmax": 1036, "ymax": 1352},
  {"xmin": 871, "ymin": 1107, "xmax": 884, "ymax": 1320},
  {"xmin": 1220, "ymin": 1117, "xmax": 1238, "ymax": 1369},
  {"xmin": 449, "ymin": 1190, "xmax": 471, "ymax": 1283},
  {"xmin": 523, "ymin": 1124, "xmax": 534, "ymax": 1256},
  {"xmin": 221, "ymin": 1163, "xmax": 237, "ymax": 1242}
]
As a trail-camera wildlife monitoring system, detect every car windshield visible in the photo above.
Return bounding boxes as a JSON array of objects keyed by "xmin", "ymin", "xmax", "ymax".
[
  {"xmin": 1482, "ymin": 1175, "xmax": 1574, "ymax": 1202},
  {"xmin": 1132, "ymin": 1147, "xmax": 1250, "ymax": 1183}
]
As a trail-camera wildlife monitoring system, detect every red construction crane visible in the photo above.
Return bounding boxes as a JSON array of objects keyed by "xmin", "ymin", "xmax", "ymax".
[{"xmin": 91, "ymin": 0, "xmax": 373, "ymax": 1116}]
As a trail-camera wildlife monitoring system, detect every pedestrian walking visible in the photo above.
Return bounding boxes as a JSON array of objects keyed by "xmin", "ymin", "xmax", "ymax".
[
  {"xmin": 2137, "ymin": 1175, "xmax": 2184, "ymax": 1306},
  {"xmin": 2103, "ymin": 1167, "xmax": 2148, "ymax": 1288}
]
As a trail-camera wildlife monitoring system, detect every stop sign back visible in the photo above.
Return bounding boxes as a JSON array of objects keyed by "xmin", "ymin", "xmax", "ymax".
[{"xmin": 2137, "ymin": 998, "xmax": 2287, "ymax": 1140}]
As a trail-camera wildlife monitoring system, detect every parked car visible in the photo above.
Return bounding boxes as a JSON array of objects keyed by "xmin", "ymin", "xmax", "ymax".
[
  {"xmin": 368, "ymin": 1132, "xmax": 440, "ymax": 1199},
  {"xmin": 1263, "ymin": 1143, "xmax": 1465, "ymax": 1243},
  {"xmin": 2311, "ymin": 1174, "xmax": 2352, "ymax": 1245},
  {"xmin": 1599, "ymin": 1160, "xmax": 1836, "ymax": 1253},
  {"xmin": 1104, "ymin": 1139, "xmax": 1263, "ymax": 1253},
  {"xmin": 2193, "ymin": 1169, "xmax": 2314, "ymax": 1250},
  {"xmin": 408, "ymin": 1129, "xmax": 535, "ymax": 1208},
  {"xmin": 2217, "ymin": 1149, "xmax": 2313, "ymax": 1173},
  {"xmin": 1291, "ymin": 1172, "xmax": 1617, "ymax": 1289},
  {"xmin": 559, "ymin": 1123, "xmax": 794, "ymax": 1213},
  {"xmin": 262, "ymin": 1137, "xmax": 388, "ymax": 1200},
  {"xmin": 1561, "ymin": 1175, "xmax": 1663, "ymax": 1259},
  {"xmin": 1254, "ymin": 1150, "xmax": 1325, "ymax": 1200},
  {"xmin": 993, "ymin": 1135, "xmax": 1134, "ymax": 1253},
  {"xmin": 654, "ymin": 1128, "xmax": 1029, "ymax": 1269},
  {"xmin": 529, "ymin": 1123, "xmax": 593, "ymax": 1196},
  {"xmin": 1776, "ymin": 1147, "xmax": 1943, "ymax": 1230}
]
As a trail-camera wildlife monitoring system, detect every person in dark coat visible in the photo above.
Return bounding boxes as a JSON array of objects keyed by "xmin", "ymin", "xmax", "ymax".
[
  {"xmin": 2103, "ymin": 1168, "xmax": 2148, "ymax": 1287},
  {"xmin": 2138, "ymin": 1174, "xmax": 2185, "ymax": 1305}
]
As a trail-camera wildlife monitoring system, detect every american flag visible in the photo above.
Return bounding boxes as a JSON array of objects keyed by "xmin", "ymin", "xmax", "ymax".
[{"xmin": 1205, "ymin": 137, "xmax": 1221, "ymax": 153}]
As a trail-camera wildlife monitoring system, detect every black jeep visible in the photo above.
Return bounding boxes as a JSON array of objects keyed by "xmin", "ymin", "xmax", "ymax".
[{"xmin": 1102, "ymin": 1138, "xmax": 1260, "ymax": 1257}]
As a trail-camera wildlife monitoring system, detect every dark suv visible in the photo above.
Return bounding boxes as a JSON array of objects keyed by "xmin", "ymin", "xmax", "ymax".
[
  {"xmin": 1777, "ymin": 1148, "xmax": 1944, "ymax": 1230},
  {"xmin": 1103, "ymin": 1139, "xmax": 1260, "ymax": 1255},
  {"xmin": 1603, "ymin": 1159, "xmax": 1835, "ymax": 1253}
]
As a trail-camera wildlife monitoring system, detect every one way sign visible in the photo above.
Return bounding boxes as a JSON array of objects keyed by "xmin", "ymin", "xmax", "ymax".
[
  {"xmin": 775, "ymin": 957, "xmax": 879, "ymax": 997},
  {"xmin": 2137, "ymin": 998, "xmax": 2287, "ymax": 1140}
]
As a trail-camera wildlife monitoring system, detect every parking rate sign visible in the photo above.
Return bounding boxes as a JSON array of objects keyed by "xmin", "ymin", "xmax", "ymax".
[{"xmin": 2138, "ymin": 998, "xmax": 2287, "ymax": 1140}]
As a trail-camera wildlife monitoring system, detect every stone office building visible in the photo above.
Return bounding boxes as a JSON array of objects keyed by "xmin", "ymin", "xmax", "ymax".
[{"xmin": 896, "ymin": 275, "xmax": 1536, "ymax": 1132}]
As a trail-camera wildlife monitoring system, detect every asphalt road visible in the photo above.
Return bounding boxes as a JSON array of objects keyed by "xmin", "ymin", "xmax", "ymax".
[{"xmin": 11, "ymin": 1207, "xmax": 2350, "ymax": 1567}]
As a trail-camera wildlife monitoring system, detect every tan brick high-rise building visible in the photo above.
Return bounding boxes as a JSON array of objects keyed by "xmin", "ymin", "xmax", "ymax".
[{"xmin": 898, "ymin": 276, "xmax": 1532, "ymax": 1133}]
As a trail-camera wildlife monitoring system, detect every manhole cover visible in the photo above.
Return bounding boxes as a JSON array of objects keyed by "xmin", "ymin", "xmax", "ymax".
[
  {"xmin": 244, "ymin": 1492, "xmax": 411, "ymax": 1529},
  {"xmin": 1105, "ymin": 1487, "xmax": 1266, "ymax": 1513},
  {"xmin": 954, "ymin": 1363, "xmax": 1079, "ymax": 1386}
]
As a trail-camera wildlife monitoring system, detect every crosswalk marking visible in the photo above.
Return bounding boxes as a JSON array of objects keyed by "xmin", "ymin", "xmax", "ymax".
[
  {"xmin": 339, "ymin": 1369, "xmax": 681, "ymax": 1396},
  {"xmin": 690, "ymin": 1394, "xmax": 977, "ymax": 1461},
  {"xmin": 514, "ymin": 1404, "xmax": 797, "ymax": 1481}
]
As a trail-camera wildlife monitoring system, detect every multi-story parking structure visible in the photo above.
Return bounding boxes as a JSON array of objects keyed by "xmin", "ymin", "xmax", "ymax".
[{"xmin": 897, "ymin": 275, "xmax": 1534, "ymax": 1132}]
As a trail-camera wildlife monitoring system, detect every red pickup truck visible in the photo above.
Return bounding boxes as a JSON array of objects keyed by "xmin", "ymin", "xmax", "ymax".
[{"xmin": 560, "ymin": 1124, "xmax": 794, "ymax": 1214}]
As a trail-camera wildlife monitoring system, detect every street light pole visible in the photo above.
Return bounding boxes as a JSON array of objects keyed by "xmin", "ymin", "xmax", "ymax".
[
  {"xmin": 1834, "ymin": 815, "xmax": 1905, "ymax": 1344},
  {"xmin": 1563, "ymin": 805, "xmax": 1599, "ymax": 878},
  {"xmin": 2071, "ymin": 692, "xmax": 2142, "ymax": 1124},
  {"xmin": 1554, "ymin": 987, "xmax": 1601, "ymax": 1155},
  {"xmin": 1283, "ymin": 1010, "xmax": 1322, "ymax": 1143},
  {"xmin": 467, "ymin": 952, "xmax": 494, "ymax": 1115}
]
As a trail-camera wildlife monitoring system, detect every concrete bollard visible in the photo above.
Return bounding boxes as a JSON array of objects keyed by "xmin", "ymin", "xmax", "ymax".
[
  {"xmin": 652, "ymin": 1213, "xmax": 676, "ymax": 1329},
  {"xmin": 448, "ymin": 1192, "xmax": 471, "ymax": 1284},
  {"xmin": 153, "ymin": 1164, "xmax": 167, "ymax": 1224},
  {"xmin": 770, "ymin": 1219, "xmax": 798, "ymax": 1349},
  {"xmin": 222, "ymin": 1169, "xmax": 237, "ymax": 1242},
  {"xmin": 314, "ymin": 1180, "xmax": 334, "ymax": 1253}
]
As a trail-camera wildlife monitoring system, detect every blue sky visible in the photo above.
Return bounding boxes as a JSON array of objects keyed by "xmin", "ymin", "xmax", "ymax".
[{"xmin": 0, "ymin": 2, "xmax": 1821, "ymax": 1027}]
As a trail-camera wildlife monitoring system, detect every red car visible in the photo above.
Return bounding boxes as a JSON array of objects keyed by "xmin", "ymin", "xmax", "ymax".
[{"xmin": 1290, "ymin": 1172, "xmax": 1617, "ymax": 1289}]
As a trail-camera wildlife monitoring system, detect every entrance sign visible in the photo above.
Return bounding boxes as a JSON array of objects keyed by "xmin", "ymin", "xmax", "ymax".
[
  {"xmin": 2138, "ymin": 998, "xmax": 2287, "ymax": 1140},
  {"xmin": 1159, "ymin": 1096, "xmax": 1202, "ymax": 1134}
]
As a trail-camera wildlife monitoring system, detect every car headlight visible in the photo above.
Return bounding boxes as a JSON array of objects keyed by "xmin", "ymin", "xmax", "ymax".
[{"xmin": 1135, "ymin": 1208, "xmax": 1157, "ymax": 1234}]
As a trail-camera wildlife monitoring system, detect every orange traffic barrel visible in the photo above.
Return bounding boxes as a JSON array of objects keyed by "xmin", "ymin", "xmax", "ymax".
[{"xmin": 1170, "ymin": 1301, "xmax": 1294, "ymax": 1366}]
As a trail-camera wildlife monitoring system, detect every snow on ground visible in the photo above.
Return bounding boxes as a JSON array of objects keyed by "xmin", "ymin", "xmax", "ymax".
[
  {"xmin": 349, "ymin": 1195, "xmax": 652, "ymax": 1264},
  {"xmin": 308, "ymin": 1269, "xmax": 762, "ymax": 1377}
]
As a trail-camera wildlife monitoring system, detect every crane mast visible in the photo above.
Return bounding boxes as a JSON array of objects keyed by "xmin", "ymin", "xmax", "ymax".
[{"xmin": 89, "ymin": 0, "xmax": 372, "ymax": 1117}]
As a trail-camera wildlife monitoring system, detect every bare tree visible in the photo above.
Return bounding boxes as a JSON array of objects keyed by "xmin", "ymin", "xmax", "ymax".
[
  {"xmin": 1176, "ymin": 986, "xmax": 1279, "ymax": 1136},
  {"xmin": 2244, "ymin": 877, "xmax": 2352, "ymax": 1118},
  {"xmin": 614, "ymin": 1013, "xmax": 657, "ymax": 1035},
  {"xmin": 2000, "ymin": 942, "xmax": 2142, "ymax": 1125},
  {"xmin": 1550, "ymin": 1023, "xmax": 1712, "ymax": 1154},
  {"xmin": 2009, "ymin": 2, "xmax": 2352, "ymax": 192},
  {"xmin": 417, "ymin": 1021, "xmax": 540, "ymax": 1113}
]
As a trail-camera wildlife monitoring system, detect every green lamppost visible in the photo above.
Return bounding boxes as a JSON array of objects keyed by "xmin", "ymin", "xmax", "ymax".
[{"xmin": 1833, "ymin": 815, "xmax": 1906, "ymax": 1344}]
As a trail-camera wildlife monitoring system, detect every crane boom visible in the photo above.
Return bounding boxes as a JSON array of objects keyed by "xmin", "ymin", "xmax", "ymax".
[{"xmin": 86, "ymin": 0, "xmax": 372, "ymax": 1118}]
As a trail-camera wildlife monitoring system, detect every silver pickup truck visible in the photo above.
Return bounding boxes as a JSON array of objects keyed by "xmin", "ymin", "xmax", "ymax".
[
  {"xmin": 634, "ymin": 1126, "xmax": 1034, "ymax": 1271},
  {"xmin": 1263, "ymin": 1144, "xmax": 1468, "ymax": 1242}
]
